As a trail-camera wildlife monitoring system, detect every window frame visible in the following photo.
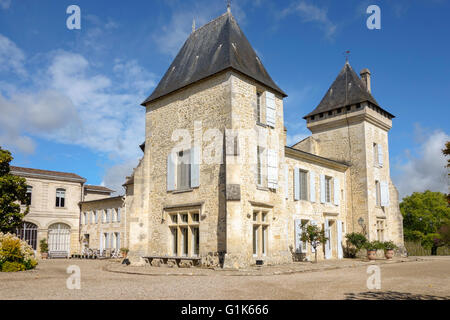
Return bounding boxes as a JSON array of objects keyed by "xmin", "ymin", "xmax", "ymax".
[
  {"xmin": 252, "ymin": 210, "xmax": 270, "ymax": 257},
  {"xmin": 55, "ymin": 188, "xmax": 66, "ymax": 208},
  {"xmin": 167, "ymin": 209, "xmax": 201, "ymax": 257}
]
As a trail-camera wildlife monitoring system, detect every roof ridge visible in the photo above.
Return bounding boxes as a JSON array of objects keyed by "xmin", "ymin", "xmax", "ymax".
[{"xmin": 192, "ymin": 11, "xmax": 229, "ymax": 35}]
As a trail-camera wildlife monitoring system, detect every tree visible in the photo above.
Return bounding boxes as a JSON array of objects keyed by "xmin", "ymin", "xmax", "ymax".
[
  {"xmin": 345, "ymin": 232, "xmax": 367, "ymax": 257},
  {"xmin": 0, "ymin": 147, "xmax": 29, "ymax": 233},
  {"xmin": 400, "ymin": 190, "xmax": 450, "ymax": 255},
  {"xmin": 300, "ymin": 223, "xmax": 328, "ymax": 263},
  {"xmin": 443, "ymin": 141, "xmax": 450, "ymax": 204}
]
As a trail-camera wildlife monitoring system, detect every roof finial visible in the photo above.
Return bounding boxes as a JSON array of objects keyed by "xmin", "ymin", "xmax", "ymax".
[
  {"xmin": 227, "ymin": 0, "xmax": 231, "ymax": 13},
  {"xmin": 344, "ymin": 50, "xmax": 350, "ymax": 64},
  {"xmin": 192, "ymin": 18, "xmax": 196, "ymax": 33}
]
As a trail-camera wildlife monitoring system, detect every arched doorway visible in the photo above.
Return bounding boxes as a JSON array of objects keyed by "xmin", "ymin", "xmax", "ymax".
[
  {"xmin": 15, "ymin": 222, "xmax": 38, "ymax": 250},
  {"xmin": 48, "ymin": 223, "xmax": 71, "ymax": 255}
]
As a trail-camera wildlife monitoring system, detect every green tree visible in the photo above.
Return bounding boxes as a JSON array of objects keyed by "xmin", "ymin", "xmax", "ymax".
[
  {"xmin": 300, "ymin": 223, "xmax": 328, "ymax": 263},
  {"xmin": 0, "ymin": 147, "xmax": 29, "ymax": 233},
  {"xmin": 400, "ymin": 190, "xmax": 450, "ymax": 255}
]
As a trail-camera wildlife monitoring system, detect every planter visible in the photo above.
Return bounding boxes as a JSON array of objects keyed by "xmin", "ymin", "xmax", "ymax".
[
  {"xmin": 41, "ymin": 252, "xmax": 48, "ymax": 260},
  {"xmin": 367, "ymin": 250, "xmax": 377, "ymax": 260},
  {"xmin": 384, "ymin": 249, "xmax": 394, "ymax": 259},
  {"xmin": 121, "ymin": 252, "xmax": 128, "ymax": 258}
]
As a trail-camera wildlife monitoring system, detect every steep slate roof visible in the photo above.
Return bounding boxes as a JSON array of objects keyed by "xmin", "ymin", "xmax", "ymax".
[
  {"xmin": 10, "ymin": 166, "xmax": 86, "ymax": 182},
  {"xmin": 142, "ymin": 11, "xmax": 286, "ymax": 105},
  {"xmin": 304, "ymin": 62, "xmax": 393, "ymax": 119}
]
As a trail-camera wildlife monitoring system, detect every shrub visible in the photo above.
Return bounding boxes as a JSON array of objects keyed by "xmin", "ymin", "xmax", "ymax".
[
  {"xmin": 39, "ymin": 238, "xmax": 48, "ymax": 253},
  {"xmin": 382, "ymin": 241, "xmax": 398, "ymax": 251},
  {"xmin": 0, "ymin": 232, "xmax": 37, "ymax": 272},
  {"xmin": 1, "ymin": 261, "xmax": 25, "ymax": 272},
  {"xmin": 345, "ymin": 232, "xmax": 367, "ymax": 255},
  {"xmin": 364, "ymin": 241, "xmax": 380, "ymax": 251}
]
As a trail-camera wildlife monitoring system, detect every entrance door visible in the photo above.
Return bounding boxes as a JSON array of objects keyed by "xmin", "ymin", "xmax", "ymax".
[
  {"xmin": 16, "ymin": 222, "xmax": 38, "ymax": 250},
  {"xmin": 48, "ymin": 223, "xmax": 71, "ymax": 255}
]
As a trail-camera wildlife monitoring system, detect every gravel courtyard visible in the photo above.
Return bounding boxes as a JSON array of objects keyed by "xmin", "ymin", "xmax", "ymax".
[{"xmin": 0, "ymin": 257, "xmax": 449, "ymax": 300}]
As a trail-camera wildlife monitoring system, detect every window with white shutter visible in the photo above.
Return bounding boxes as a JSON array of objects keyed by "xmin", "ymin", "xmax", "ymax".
[
  {"xmin": 378, "ymin": 144, "xmax": 383, "ymax": 167},
  {"xmin": 190, "ymin": 146, "xmax": 200, "ymax": 188},
  {"xmin": 167, "ymin": 152, "xmax": 176, "ymax": 191},
  {"xmin": 309, "ymin": 171, "xmax": 316, "ymax": 202},
  {"xmin": 267, "ymin": 149, "xmax": 278, "ymax": 189},
  {"xmin": 320, "ymin": 174, "xmax": 326, "ymax": 203},
  {"xmin": 334, "ymin": 178, "xmax": 340, "ymax": 206},
  {"xmin": 294, "ymin": 167, "xmax": 299, "ymax": 200},
  {"xmin": 265, "ymin": 92, "xmax": 276, "ymax": 127},
  {"xmin": 380, "ymin": 181, "xmax": 390, "ymax": 207}
]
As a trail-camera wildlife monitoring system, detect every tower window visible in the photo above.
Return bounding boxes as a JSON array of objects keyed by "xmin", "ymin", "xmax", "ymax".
[
  {"xmin": 375, "ymin": 180, "xmax": 381, "ymax": 207},
  {"xmin": 256, "ymin": 92, "xmax": 262, "ymax": 123}
]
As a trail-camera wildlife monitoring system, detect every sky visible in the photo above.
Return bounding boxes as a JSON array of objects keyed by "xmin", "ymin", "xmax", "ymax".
[{"xmin": 0, "ymin": 0, "xmax": 449, "ymax": 199}]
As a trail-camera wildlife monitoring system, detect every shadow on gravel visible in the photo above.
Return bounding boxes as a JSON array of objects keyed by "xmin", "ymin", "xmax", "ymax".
[{"xmin": 345, "ymin": 291, "xmax": 449, "ymax": 300}]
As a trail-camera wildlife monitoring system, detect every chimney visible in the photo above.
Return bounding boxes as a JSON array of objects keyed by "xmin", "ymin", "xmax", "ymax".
[{"xmin": 360, "ymin": 68, "xmax": 371, "ymax": 93}]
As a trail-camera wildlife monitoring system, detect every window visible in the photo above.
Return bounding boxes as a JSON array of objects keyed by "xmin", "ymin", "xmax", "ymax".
[
  {"xmin": 301, "ymin": 219, "xmax": 309, "ymax": 252},
  {"xmin": 177, "ymin": 150, "xmax": 191, "ymax": 190},
  {"xmin": 373, "ymin": 143, "xmax": 378, "ymax": 165},
  {"xmin": 56, "ymin": 188, "xmax": 65, "ymax": 207},
  {"xmin": 375, "ymin": 180, "xmax": 381, "ymax": 207},
  {"xmin": 325, "ymin": 177, "xmax": 332, "ymax": 203},
  {"xmin": 94, "ymin": 210, "xmax": 98, "ymax": 224},
  {"xmin": 102, "ymin": 210, "xmax": 107, "ymax": 223},
  {"xmin": 168, "ymin": 209, "xmax": 200, "ymax": 257},
  {"xmin": 90, "ymin": 211, "xmax": 93, "ymax": 224},
  {"xmin": 376, "ymin": 220, "xmax": 385, "ymax": 242},
  {"xmin": 25, "ymin": 186, "xmax": 32, "ymax": 205},
  {"xmin": 117, "ymin": 208, "xmax": 121, "ymax": 222},
  {"xmin": 252, "ymin": 210, "xmax": 269, "ymax": 256},
  {"xmin": 299, "ymin": 170, "xmax": 308, "ymax": 200},
  {"xmin": 256, "ymin": 92, "xmax": 262, "ymax": 123}
]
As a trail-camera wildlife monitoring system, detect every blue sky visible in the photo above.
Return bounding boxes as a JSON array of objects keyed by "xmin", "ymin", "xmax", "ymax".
[{"xmin": 0, "ymin": 0, "xmax": 449, "ymax": 198}]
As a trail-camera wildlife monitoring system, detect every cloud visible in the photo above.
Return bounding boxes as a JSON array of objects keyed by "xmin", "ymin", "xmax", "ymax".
[
  {"xmin": 0, "ymin": 34, "xmax": 27, "ymax": 76},
  {"xmin": 101, "ymin": 158, "xmax": 139, "ymax": 196},
  {"xmin": 280, "ymin": 1, "xmax": 337, "ymax": 39},
  {"xmin": 0, "ymin": 35, "xmax": 157, "ymax": 164},
  {"xmin": 393, "ymin": 127, "xmax": 449, "ymax": 200},
  {"xmin": 0, "ymin": 0, "xmax": 11, "ymax": 10}
]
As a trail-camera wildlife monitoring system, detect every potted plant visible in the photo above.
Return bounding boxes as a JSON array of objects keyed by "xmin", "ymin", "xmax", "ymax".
[
  {"xmin": 40, "ymin": 238, "xmax": 48, "ymax": 259},
  {"xmin": 382, "ymin": 241, "xmax": 398, "ymax": 259},
  {"xmin": 364, "ymin": 241, "xmax": 380, "ymax": 260},
  {"xmin": 120, "ymin": 248, "xmax": 129, "ymax": 258}
]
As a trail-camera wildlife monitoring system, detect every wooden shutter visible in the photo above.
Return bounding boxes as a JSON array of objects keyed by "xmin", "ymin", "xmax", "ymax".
[
  {"xmin": 265, "ymin": 92, "xmax": 276, "ymax": 127},
  {"xmin": 267, "ymin": 149, "xmax": 278, "ymax": 189},
  {"xmin": 294, "ymin": 219, "xmax": 302, "ymax": 253},
  {"xmin": 320, "ymin": 174, "xmax": 326, "ymax": 203},
  {"xmin": 309, "ymin": 171, "xmax": 316, "ymax": 202},
  {"xmin": 324, "ymin": 219, "xmax": 331, "ymax": 259},
  {"xmin": 190, "ymin": 146, "xmax": 200, "ymax": 188},
  {"xmin": 284, "ymin": 165, "xmax": 289, "ymax": 199},
  {"xmin": 380, "ymin": 181, "xmax": 390, "ymax": 207},
  {"xmin": 378, "ymin": 144, "xmax": 383, "ymax": 167},
  {"xmin": 167, "ymin": 152, "xmax": 176, "ymax": 191},
  {"xmin": 294, "ymin": 167, "xmax": 300, "ymax": 200},
  {"xmin": 337, "ymin": 220, "xmax": 343, "ymax": 259},
  {"xmin": 334, "ymin": 178, "xmax": 340, "ymax": 206}
]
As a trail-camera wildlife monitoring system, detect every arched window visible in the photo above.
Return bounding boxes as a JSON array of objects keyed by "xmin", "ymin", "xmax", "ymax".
[
  {"xmin": 48, "ymin": 223, "xmax": 71, "ymax": 254},
  {"xmin": 56, "ymin": 188, "xmax": 66, "ymax": 207},
  {"xmin": 15, "ymin": 222, "xmax": 38, "ymax": 250}
]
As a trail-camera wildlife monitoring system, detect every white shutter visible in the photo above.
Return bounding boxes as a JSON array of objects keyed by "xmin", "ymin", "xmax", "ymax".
[
  {"xmin": 100, "ymin": 233, "xmax": 104, "ymax": 252},
  {"xmin": 267, "ymin": 149, "xmax": 278, "ymax": 189},
  {"xmin": 337, "ymin": 220, "xmax": 343, "ymax": 259},
  {"xmin": 294, "ymin": 219, "xmax": 302, "ymax": 253},
  {"xmin": 334, "ymin": 178, "xmax": 340, "ymax": 206},
  {"xmin": 310, "ymin": 220, "xmax": 317, "ymax": 252},
  {"xmin": 265, "ymin": 92, "xmax": 276, "ymax": 127},
  {"xmin": 167, "ymin": 152, "xmax": 176, "ymax": 191},
  {"xmin": 380, "ymin": 181, "xmax": 390, "ymax": 207},
  {"xmin": 190, "ymin": 146, "xmax": 200, "ymax": 188},
  {"xmin": 284, "ymin": 165, "xmax": 289, "ymax": 199},
  {"xmin": 294, "ymin": 167, "xmax": 300, "ymax": 200},
  {"xmin": 110, "ymin": 233, "xmax": 114, "ymax": 249},
  {"xmin": 378, "ymin": 144, "xmax": 383, "ymax": 167},
  {"xmin": 117, "ymin": 233, "xmax": 121, "ymax": 250},
  {"xmin": 117, "ymin": 208, "xmax": 121, "ymax": 222},
  {"xmin": 324, "ymin": 219, "xmax": 331, "ymax": 259},
  {"xmin": 309, "ymin": 171, "xmax": 316, "ymax": 202},
  {"xmin": 320, "ymin": 174, "xmax": 326, "ymax": 203}
]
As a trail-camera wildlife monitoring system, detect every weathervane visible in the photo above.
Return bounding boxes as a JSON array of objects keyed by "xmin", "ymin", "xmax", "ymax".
[
  {"xmin": 344, "ymin": 50, "xmax": 350, "ymax": 63},
  {"xmin": 227, "ymin": 0, "xmax": 231, "ymax": 13}
]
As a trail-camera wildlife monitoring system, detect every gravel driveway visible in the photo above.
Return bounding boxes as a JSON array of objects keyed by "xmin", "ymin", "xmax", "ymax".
[{"xmin": 0, "ymin": 257, "xmax": 449, "ymax": 300}]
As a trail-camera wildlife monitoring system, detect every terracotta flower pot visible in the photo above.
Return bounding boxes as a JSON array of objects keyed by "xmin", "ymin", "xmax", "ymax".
[
  {"xmin": 367, "ymin": 250, "xmax": 377, "ymax": 260},
  {"xmin": 384, "ymin": 249, "xmax": 394, "ymax": 259},
  {"xmin": 121, "ymin": 252, "xmax": 128, "ymax": 258},
  {"xmin": 41, "ymin": 252, "xmax": 48, "ymax": 260}
]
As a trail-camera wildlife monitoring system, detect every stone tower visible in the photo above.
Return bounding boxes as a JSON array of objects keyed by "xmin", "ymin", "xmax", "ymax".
[{"xmin": 299, "ymin": 62, "xmax": 404, "ymax": 248}]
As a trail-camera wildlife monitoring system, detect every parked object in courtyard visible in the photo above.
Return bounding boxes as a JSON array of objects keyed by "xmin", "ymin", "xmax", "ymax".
[{"xmin": 40, "ymin": 238, "xmax": 48, "ymax": 259}]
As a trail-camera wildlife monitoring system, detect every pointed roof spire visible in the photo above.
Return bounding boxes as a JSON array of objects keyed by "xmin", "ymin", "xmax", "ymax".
[
  {"xmin": 142, "ymin": 11, "xmax": 286, "ymax": 105},
  {"xmin": 303, "ymin": 62, "xmax": 393, "ymax": 119}
]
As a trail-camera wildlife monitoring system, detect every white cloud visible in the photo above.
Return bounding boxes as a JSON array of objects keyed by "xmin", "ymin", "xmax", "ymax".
[
  {"xmin": 280, "ymin": 1, "xmax": 337, "ymax": 39},
  {"xmin": 0, "ymin": 35, "xmax": 157, "ymax": 164},
  {"xmin": 0, "ymin": 0, "xmax": 11, "ymax": 10},
  {"xmin": 0, "ymin": 34, "xmax": 27, "ymax": 76},
  {"xmin": 101, "ymin": 159, "xmax": 140, "ymax": 196},
  {"xmin": 393, "ymin": 127, "xmax": 449, "ymax": 200}
]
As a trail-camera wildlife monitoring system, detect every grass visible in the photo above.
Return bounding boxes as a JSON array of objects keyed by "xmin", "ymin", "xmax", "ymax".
[{"xmin": 404, "ymin": 241, "xmax": 450, "ymax": 256}]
